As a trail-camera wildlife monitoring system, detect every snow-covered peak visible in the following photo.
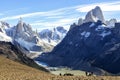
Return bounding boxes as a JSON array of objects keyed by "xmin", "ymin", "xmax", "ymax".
[
  {"xmin": 84, "ymin": 6, "xmax": 105, "ymax": 23},
  {"xmin": 0, "ymin": 32, "xmax": 12, "ymax": 42},
  {"xmin": 0, "ymin": 21, "xmax": 12, "ymax": 42},
  {"xmin": 0, "ymin": 21, "xmax": 10, "ymax": 28},
  {"xmin": 0, "ymin": 21, "xmax": 10, "ymax": 33}
]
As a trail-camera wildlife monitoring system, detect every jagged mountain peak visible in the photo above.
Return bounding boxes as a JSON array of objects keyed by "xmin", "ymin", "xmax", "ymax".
[
  {"xmin": 0, "ymin": 21, "xmax": 10, "ymax": 28},
  {"xmin": 5, "ymin": 20, "xmax": 54, "ymax": 54},
  {"xmin": 0, "ymin": 21, "xmax": 10, "ymax": 33},
  {"xmin": 16, "ymin": 20, "xmax": 32, "ymax": 33},
  {"xmin": 84, "ymin": 6, "xmax": 105, "ymax": 23},
  {"xmin": 12, "ymin": 19, "xmax": 37, "ymax": 41}
]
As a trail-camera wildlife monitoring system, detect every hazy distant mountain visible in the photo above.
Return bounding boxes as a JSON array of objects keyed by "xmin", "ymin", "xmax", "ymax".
[
  {"xmin": 36, "ymin": 6, "xmax": 120, "ymax": 75},
  {"xmin": 106, "ymin": 18, "xmax": 117, "ymax": 27},
  {"xmin": 39, "ymin": 26, "xmax": 67, "ymax": 45}
]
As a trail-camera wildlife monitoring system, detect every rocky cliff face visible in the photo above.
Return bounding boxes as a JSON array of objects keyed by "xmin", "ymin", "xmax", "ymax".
[
  {"xmin": 7, "ymin": 20, "xmax": 38, "ymax": 43},
  {"xmin": 77, "ymin": 6, "xmax": 106, "ymax": 27},
  {"xmin": 84, "ymin": 6, "xmax": 105, "ymax": 23},
  {"xmin": 36, "ymin": 6, "xmax": 120, "ymax": 75},
  {"xmin": 78, "ymin": 18, "xmax": 83, "ymax": 26}
]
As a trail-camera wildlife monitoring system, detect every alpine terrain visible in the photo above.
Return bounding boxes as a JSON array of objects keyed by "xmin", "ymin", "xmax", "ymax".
[
  {"xmin": 35, "ymin": 6, "xmax": 120, "ymax": 75},
  {"xmin": 5, "ymin": 19, "xmax": 54, "ymax": 58}
]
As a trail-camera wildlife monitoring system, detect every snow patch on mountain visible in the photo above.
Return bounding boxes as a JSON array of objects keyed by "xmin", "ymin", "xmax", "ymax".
[
  {"xmin": 81, "ymin": 31, "xmax": 86, "ymax": 36},
  {"xmin": 41, "ymin": 39, "xmax": 57, "ymax": 46},
  {"xmin": 0, "ymin": 32, "xmax": 12, "ymax": 42},
  {"xmin": 85, "ymin": 32, "xmax": 91, "ymax": 38},
  {"xmin": 99, "ymin": 31, "xmax": 111, "ymax": 38},
  {"xmin": 95, "ymin": 25, "xmax": 106, "ymax": 31},
  {"xmin": 15, "ymin": 38, "xmax": 35, "ymax": 50},
  {"xmin": 81, "ymin": 31, "xmax": 91, "ymax": 38},
  {"xmin": 89, "ymin": 23, "xmax": 95, "ymax": 27},
  {"xmin": 0, "ymin": 21, "xmax": 12, "ymax": 42}
]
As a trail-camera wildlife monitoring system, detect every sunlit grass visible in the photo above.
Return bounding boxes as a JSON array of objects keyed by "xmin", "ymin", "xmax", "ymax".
[{"xmin": 0, "ymin": 56, "xmax": 120, "ymax": 80}]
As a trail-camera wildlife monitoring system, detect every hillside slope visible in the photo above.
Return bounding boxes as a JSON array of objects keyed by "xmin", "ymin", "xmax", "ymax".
[
  {"xmin": 1, "ymin": 56, "xmax": 120, "ymax": 80},
  {"xmin": 0, "ymin": 56, "xmax": 53, "ymax": 80},
  {"xmin": 0, "ymin": 41, "xmax": 49, "ymax": 72}
]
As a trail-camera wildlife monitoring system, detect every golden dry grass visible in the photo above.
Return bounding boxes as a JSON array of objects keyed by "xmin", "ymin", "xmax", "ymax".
[
  {"xmin": 0, "ymin": 56, "xmax": 53, "ymax": 80},
  {"xmin": 0, "ymin": 56, "xmax": 120, "ymax": 80}
]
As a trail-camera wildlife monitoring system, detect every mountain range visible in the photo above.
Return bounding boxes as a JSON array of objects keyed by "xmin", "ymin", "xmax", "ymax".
[
  {"xmin": 0, "ymin": 6, "xmax": 119, "ymax": 76},
  {"xmin": 39, "ymin": 26, "xmax": 67, "ymax": 45},
  {"xmin": 35, "ymin": 6, "xmax": 120, "ymax": 75}
]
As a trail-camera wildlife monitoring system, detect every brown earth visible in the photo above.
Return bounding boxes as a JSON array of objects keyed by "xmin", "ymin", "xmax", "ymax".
[{"xmin": 0, "ymin": 56, "xmax": 120, "ymax": 80}]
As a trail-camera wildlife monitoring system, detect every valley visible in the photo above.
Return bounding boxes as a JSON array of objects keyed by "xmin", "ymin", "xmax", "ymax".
[
  {"xmin": 0, "ymin": 0, "xmax": 120, "ymax": 79},
  {"xmin": 0, "ymin": 56, "xmax": 120, "ymax": 80}
]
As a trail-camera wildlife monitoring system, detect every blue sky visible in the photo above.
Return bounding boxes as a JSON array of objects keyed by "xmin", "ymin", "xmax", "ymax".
[{"xmin": 0, "ymin": 0, "xmax": 120, "ymax": 31}]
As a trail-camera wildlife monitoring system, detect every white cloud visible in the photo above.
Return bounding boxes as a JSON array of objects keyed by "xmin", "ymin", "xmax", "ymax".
[
  {"xmin": 1, "ymin": 1, "xmax": 120, "ymax": 21},
  {"xmin": 31, "ymin": 18, "xmax": 77, "ymax": 27},
  {"xmin": 76, "ymin": 1, "xmax": 120, "ymax": 12},
  {"xmin": 0, "ymin": 12, "xmax": 61, "ymax": 21},
  {"xmin": 30, "ymin": 18, "xmax": 78, "ymax": 31},
  {"xmin": 47, "ymin": 16, "xmax": 64, "ymax": 19},
  {"xmin": 0, "ymin": 9, "xmax": 67, "ymax": 21}
]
